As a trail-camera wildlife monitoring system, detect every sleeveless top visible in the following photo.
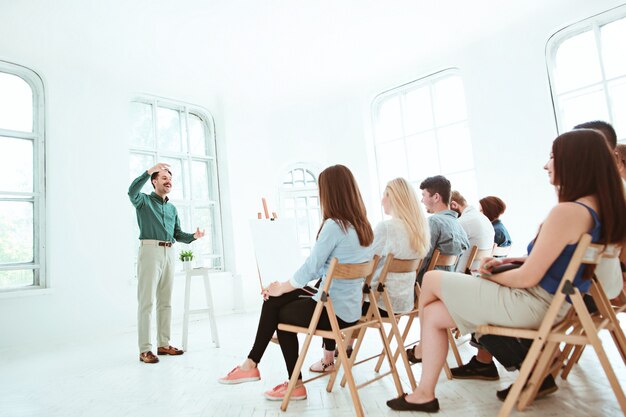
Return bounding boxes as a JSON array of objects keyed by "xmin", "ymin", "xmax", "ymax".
[{"xmin": 527, "ymin": 202, "xmax": 601, "ymax": 295}]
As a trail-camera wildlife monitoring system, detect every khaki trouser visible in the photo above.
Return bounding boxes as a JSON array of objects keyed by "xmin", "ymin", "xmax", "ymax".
[{"xmin": 137, "ymin": 244, "xmax": 175, "ymax": 353}]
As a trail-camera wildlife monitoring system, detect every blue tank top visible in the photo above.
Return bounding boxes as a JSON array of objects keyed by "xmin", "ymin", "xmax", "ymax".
[{"xmin": 527, "ymin": 202, "xmax": 601, "ymax": 295}]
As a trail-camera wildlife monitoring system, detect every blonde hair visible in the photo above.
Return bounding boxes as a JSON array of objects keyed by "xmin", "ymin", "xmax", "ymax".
[{"xmin": 385, "ymin": 178, "xmax": 430, "ymax": 257}]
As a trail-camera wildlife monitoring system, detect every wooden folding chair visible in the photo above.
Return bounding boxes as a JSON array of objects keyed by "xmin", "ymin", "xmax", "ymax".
[
  {"xmin": 476, "ymin": 234, "xmax": 626, "ymax": 417},
  {"xmin": 557, "ymin": 245, "xmax": 626, "ymax": 378},
  {"xmin": 335, "ymin": 254, "xmax": 422, "ymax": 391},
  {"xmin": 277, "ymin": 256, "xmax": 400, "ymax": 417},
  {"xmin": 373, "ymin": 249, "xmax": 461, "ymax": 380}
]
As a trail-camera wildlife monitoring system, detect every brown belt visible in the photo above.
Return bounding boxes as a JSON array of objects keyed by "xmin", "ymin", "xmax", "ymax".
[{"xmin": 141, "ymin": 240, "xmax": 173, "ymax": 247}]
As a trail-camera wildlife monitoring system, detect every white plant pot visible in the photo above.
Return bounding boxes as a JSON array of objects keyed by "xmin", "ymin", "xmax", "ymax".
[{"xmin": 182, "ymin": 260, "xmax": 193, "ymax": 271}]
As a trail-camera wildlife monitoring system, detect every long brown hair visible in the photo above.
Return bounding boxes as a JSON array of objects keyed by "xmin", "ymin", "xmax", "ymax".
[
  {"xmin": 552, "ymin": 129, "xmax": 626, "ymax": 244},
  {"xmin": 317, "ymin": 165, "xmax": 374, "ymax": 246}
]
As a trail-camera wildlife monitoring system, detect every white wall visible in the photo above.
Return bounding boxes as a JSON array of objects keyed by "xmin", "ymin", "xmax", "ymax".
[{"xmin": 0, "ymin": 0, "xmax": 623, "ymax": 351}]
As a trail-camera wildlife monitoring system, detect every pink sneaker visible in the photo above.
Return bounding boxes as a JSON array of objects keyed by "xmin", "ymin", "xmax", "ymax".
[
  {"xmin": 218, "ymin": 366, "xmax": 261, "ymax": 385},
  {"xmin": 264, "ymin": 381, "xmax": 307, "ymax": 401}
]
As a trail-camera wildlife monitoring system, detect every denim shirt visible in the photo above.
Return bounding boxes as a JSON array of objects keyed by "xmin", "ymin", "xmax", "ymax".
[
  {"xmin": 290, "ymin": 219, "xmax": 373, "ymax": 323},
  {"xmin": 418, "ymin": 210, "xmax": 469, "ymax": 282}
]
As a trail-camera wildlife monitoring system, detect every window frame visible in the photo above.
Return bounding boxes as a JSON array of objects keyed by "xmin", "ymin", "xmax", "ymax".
[
  {"xmin": 129, "ymin": 96, "xmax": 225, "ymax": 271},
  {"xmin": 370, "ymin": 68, "xmax": 478, "ymax": 200},
  {"xmin": 546, "ymin": 4, "xmax": 626, "ymax": 139},
  {"xmin": 0, "ymin": 60, "xmax": 46, "ymax": 292},
  {"xmin": 278, "ymin": 164, "xmax": 320, "ymax": 255}
]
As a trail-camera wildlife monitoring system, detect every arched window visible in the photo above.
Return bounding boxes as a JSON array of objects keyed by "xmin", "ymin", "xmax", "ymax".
[
  {"xmin": 0, "ymin": 61, "xmax": 46, "ymax": 291},
  {"xmin": 129, "ymin": 97, "xmax": 224, "ymax": 270},
  {"xmin": 372, "ymin": 69, "xmax": 478, "ymax": 203},
  {"xmin": 547, "ymin": 5, "xmax": 626, "ymax": 141},
  {"xmin": 279, "ymin": 166, "xmax": 320, "ymax": 256}
]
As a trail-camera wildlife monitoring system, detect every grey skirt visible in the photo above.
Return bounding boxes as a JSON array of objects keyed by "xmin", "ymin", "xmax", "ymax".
[{"xmin": 439, "ymin": 271, "xmax": 571, "ymax": 336}]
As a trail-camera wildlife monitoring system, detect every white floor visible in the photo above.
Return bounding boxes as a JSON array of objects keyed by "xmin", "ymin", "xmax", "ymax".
[{"xmin": 1, "ymin": 311, "xmax": 624, "ymax": 417}]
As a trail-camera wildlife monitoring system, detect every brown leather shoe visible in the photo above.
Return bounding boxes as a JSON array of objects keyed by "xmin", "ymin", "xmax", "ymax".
[
  {"xmin": 157, "ymin": 345, "xmax": 184, "ymax": 356},
  {"xmin": 139, "ymin": 351, "xmax": 159, "ymax": 363}
]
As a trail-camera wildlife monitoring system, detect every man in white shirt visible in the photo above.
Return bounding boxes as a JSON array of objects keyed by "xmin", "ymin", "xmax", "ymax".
[{"xmin": 450, "ymin": 191, "xmax": 494, "ymax": 273}]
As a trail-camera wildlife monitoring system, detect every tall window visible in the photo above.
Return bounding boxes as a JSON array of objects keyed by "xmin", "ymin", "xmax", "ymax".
[
  {"xmin": 372, "ymin": 69, "xmax": 478, "ymax": 202},
  {"xmin": 129, "ymin": 97, "xmax": 224, "ymax": 269},
  {"xmin": 0, "ymin": 62, "xmax": 45, "ymax": 291},
  {"xmin": 547, "ymin": 6, "xmax": 626, "ymax": 141},
  {"xmin": 279, "ymin": 166, "xmax": 320, "ymax": 256}
]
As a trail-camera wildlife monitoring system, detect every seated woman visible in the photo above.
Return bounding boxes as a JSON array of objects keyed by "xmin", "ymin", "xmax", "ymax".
[
  {"xmin": 309, "ymin": 177, "xmax": 430, "ymax": 372},
  {"xmin": 387, "ymin": 129, "xmax": 626, "ymax": 412},
  {"xmin": 479, "ymin": 195, "xmax": 512, "ymax": 248},
  {"xmin": 218, "ymin": 164, "xmax": 374, "ymax": 402}
]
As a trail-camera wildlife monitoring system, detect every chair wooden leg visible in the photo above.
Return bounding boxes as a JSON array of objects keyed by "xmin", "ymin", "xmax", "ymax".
[
  {"xmin": 280, "ymin": 331, "xmax": 315, "ymax": 412},
  {"xmin": 389, "ymin": 318, "xmax": 417, "ymax": 390},
  {"xmin": 518, "ymin": 340, "xmax": 560, "ymax": 410},
  {"xmin": 376, "ymin": 322, "xmax": 404, "ymax": 396},
  {"xmin": 572, "ymin": 295, "xmax": 626, "ymax": 415},
  {"xmin": 497, "ymin": 336, "xmax": 547, "ymax": 416},
  {"xmin": 332, "ymin": 323, "xmax": 364, "ymax": 417},
  {"xmin": 339, "ymin": 326, "xmax": 366, "ymax": 388},
  {"xmin": 447, "ymin": 329, "xmax": 463, "ymax": 366}
]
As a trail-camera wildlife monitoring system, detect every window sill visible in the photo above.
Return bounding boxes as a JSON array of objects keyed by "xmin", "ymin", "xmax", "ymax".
[{"xmin": 0, "ymin": 287, "xmax": 54, "ymax": 299}]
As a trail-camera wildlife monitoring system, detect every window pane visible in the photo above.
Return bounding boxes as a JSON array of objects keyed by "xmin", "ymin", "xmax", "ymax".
[
  {"xmin": 129, "ymin": 153, "xmax": 155, "ymax": 194},
  {"xmin": 554, "ymin": 31, "xmax": 602, "ymax": 93},
  {"xmin": 178, "ymin": 206, "xmax": 191, "ymax": 231},
  {"xmin": 157, "ymin": 107, "xmax": 182, "ymax": 152},
  {"xmin": 161, "ymin": 157, "xmax": 184, "ymax": 200},
  {"xmin": 192, "ymin": 207, "xmax": 217, "ymax": 257},
  {"xmin": 376, "ymin": 96, "xmax": 403, "ymax": 142},
  {"xmin": 308, "ymin": 206, "xmax": 320, "ymax": 241},
  {"xmin": 0, "ymin": 269, "xmax": 34, "ymax": 289},
  {"xmin": 129, "ymin": 102, "xmax": 154, "ymax": 148},
  {"xmin": 0, "ymin": 137, "xmax": 32, "ymax": 192},
  {"xmin": 293, "ymin": 169, "xmax": 305, "ymax": 187},
  {"xmin": 437, "ymin": 123, "xmax": 474, "ymax": 173},
  {"xmin": 282, "ymin": 171, "xmax": 294, "ymax": 188},
  {"xmin": 296, "ymin": 209, "xmax": 309, "ymax": 244},
  {"xmin": 433, "ymin": 76, "xmax": 467, "ymax": 126},
  {"xmin": 558, "ymin": 87, "xmax": 609, "ymax": 130},
  {"xmin": 376, "ymin": 140, "xmax": 408, "ymax": 184},
  {"xmin": 304, "ymin": 170, "xmax": 316, "ymax": 185},
  {"xmin": 191, "ymin": 160, "xmax": 209, "ymax": 200},
  {"xmin": 188, "ymin": 114, "xmax": 208, "ymax": 156},
  {"xmin": 404, "ymin": 87, "xmax": 433, "ymax": 135},
  {"xmin": 406, "ymin": 131, "xmax": 439, "ymax": 183},
  {"xmin": 0, "ymin": 72, "xmax": 32, "ymax": 132},
  {"xmin": 601, "ymin": 18, "xmax": 626, "ymax": 80},
  {"xmin": 0, "ymin": 201, "xmax": 33, "ymax": 263},
  {"xmin": 608, "ymin": 78, "xmax": 626, "ymax": 140}
]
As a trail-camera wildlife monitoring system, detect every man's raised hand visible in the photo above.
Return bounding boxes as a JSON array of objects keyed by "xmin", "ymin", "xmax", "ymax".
[{"xmin": 148, "ymin": 162, "xmax": 171, "ymax": 175}]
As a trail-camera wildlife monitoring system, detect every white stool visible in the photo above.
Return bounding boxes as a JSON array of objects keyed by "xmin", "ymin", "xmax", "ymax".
[{"xmin": 182, "ymin": 267, "xmax": 220, "ymax": 350}]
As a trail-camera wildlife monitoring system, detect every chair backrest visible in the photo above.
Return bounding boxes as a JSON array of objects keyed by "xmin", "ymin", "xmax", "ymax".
[
  {"xmin": 426, "ymin": 249, "xmax": 459, "ymax": 271},
  {"xmin": 492, "ymin": 244, "xmax": 512, "ymax": 258},
  {"xmin": 319, "ymin": 256, "xmax": 380, "ymax": 297}
]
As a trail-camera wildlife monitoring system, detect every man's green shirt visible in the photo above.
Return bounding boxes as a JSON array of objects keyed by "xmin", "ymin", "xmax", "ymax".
[{"xmin": 128, "ymin": 171, "xmax": 195, "ymax": 244}]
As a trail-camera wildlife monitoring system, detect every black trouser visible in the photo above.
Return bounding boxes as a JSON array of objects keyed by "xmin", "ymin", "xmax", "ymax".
[
  {"xmin": 247, "ymin": 289, "xmax": 355, "ymax": 379},
  {"xmin": 478, "ymin": 334, "xmax": 533, "ymax": 371},
  {"xmin": 361, "ymin": 301, "xmax": 389, "ymax": 318}
]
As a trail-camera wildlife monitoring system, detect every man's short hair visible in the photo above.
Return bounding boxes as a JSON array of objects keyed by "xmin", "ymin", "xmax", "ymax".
[
  {"xmin": 150, "ymin": 169, "xmax": 172, "ymax": 188},
  {"xmin": 450, "ymin": 190, "xmax": 467, "ymax": 207},
  {"xmin": 420, "ymin": 175, "xmax": 451, "ymax": 205},
  {"xmin": 574, "ymin": 120, "xmax": 617, "ymax": 149}
]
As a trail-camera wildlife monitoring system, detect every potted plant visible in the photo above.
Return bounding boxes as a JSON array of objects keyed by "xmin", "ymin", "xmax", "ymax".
[{"xmin": 180, "ymin": 250, "xmax": 194, "ymax": 271}]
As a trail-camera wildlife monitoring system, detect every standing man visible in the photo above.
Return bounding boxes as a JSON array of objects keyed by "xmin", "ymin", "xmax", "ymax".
[
  {"xmin": 450, "ymin": 190, "xmax": 494, "ymax": 273},
  {"xmin": 417, "ymin": 175, "xmax": 469, "ymax": 283},
  {"xmin": 129, "ymin": 162, "xmax": 205, "ymax": 364}
]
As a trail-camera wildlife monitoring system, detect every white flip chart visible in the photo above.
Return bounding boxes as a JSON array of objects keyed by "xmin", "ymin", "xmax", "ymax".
[{"xmin": 249, "ymin": 218, "xmax": 305, "ymax": 288}]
